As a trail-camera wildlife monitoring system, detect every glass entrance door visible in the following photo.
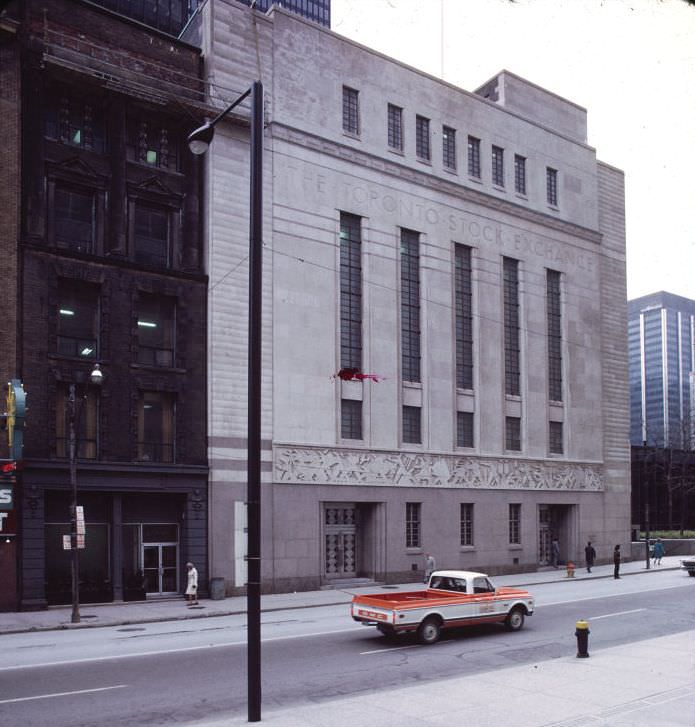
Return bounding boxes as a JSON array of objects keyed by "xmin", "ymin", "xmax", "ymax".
[{"xmin": 143, "ymin": 544, "xmax": 178, "ymax": 595}]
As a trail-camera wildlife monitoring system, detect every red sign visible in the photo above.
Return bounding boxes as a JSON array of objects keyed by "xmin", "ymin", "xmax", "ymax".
[{"xmin": 0, "ymin": 509, "xmax": 16, "ymax": 536}]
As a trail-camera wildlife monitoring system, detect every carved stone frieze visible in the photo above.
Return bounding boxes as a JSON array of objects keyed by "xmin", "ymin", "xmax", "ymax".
[{"xmin": 274, "ymin": 446, "xmax": 603, "ymax": 492}]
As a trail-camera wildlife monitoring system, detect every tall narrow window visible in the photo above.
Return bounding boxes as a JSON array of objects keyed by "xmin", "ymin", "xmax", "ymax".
[
  {"xmin": 457, "ymin": 411, "xmax": 474, "ymax": 448},
  {"xmin": 468, "ymin": 135, "xmax": 481, "ymax": 178},
  {"xmin": 509, "ymin": 503, "xmax": 521, "ymax": 544},
  {"xmin": 492, "ymin": 145, "xmax": 504, "ymax": 186},
  {"xmin": 460, "ymin": 503, "xmax": 474, "ymax": 546},
  {"xmin": 549, "ymin": 421, "xmax": 564, "ymax": 454},
  {"xmin": 54, "ymin": 185, "xmax": 95, "ymax": 254},
  {"xmin": 505, "ymin": 416, "xmax": 521, "ymax": 451},
  {"xmin": 547, "ymin": 269, "xmax": 563, "ymax": 401},
  {"xmin": 406, "ymin": 502, "xmax": 421, "ymax": 548},
  {"xmin": 133, "ymin": 202, "xmax": 169, "ymax": 267},
  {"xmin": 340, "ymin": 212, "xmax": 362, "ymax": 370},
  {"xmin": 137, "ymin": 391, "xmax": 175, "ymax": 463},
  {"xmin": 403, "ymin": 405, "xmax": 422, "ymax": 444},
  {"xmin": 442, "ymin": 125, "xmax": 457, "ymax": 170},
  {"xmin": 57, "ymin": 281, "xmax": 99, "ymax": 359},
  {"xmin": 387, "ymin": 103, "xmax": 403, "ymax": 151},
  {"xmin": 415, "ymin": 115, "xmax": 430, "ymax": 161},
  {"xmin": 503, "ymin": 257, "xmax": 521, "ymax": 396},
  {"xmin": 514, "ymin": 154, "xmax": 526, "ymax": 195},
  {"xmin": 341, "ymin": 399, "xmax": 362, "ymax": 440},
  {"xmin": 547, "ymin": 167, "xmax": 558, "ymax": 206},
  {"xmin": 401, "ymin": 228, "xmax": 421, "ymax": 382},
  {"xmin": 55, "ymin": 385, "xmax": 99, "ymax": 460},
  {"xmin": 137, "ymin": 294, "xmax": 176, "ymax": 367},
  {"xmin": 342, "ymin": 86, "xmax": 359, "ymax": 135},
  {"xmin": 455, "ymin": 244, "xmax": 473, "ymax": 389}
]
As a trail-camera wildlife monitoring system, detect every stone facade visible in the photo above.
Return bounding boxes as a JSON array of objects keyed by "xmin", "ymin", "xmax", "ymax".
[{"xmin": 185, "ymin": 1, "xmax": 630, "ymax": 593}]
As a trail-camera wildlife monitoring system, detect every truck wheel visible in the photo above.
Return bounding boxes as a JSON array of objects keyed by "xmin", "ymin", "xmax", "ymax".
[
  {"xmin": 505, "ymin": 607, "xmax": 525, "ymax": 631},
  {"xmin": 417, "ymin": 617, "xmax": 442, "ymax": 645},
  {"xmin": 689, "ymin": 571, "xmax": 695, "ymax": 577}
]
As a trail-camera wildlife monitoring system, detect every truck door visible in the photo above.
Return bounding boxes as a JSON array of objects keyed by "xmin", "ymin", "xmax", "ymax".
[{"xmin": 472, "ymin": 576, "xmax": 500, "ymax": 617}]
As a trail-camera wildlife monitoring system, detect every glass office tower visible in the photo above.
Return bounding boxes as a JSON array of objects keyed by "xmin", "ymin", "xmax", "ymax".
[{"xmin": 629, "ymin": 291, "xmax": 695, "ymax": 448}]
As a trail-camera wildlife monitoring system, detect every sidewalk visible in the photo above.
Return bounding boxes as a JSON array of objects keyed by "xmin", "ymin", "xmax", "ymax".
[{"xmin": 0, "ymin": 555, "xmax": 685, "ymax": 635}]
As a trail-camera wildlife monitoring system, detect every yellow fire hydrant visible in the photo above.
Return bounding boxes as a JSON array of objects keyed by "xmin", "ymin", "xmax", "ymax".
[{"xmin": 566, "ymin": 561, "xmax": 575, "ymax": 578}]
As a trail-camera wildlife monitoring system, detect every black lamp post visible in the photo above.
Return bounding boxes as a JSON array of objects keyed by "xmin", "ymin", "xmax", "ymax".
[
  {"xmin": 643, "ymin": 439, "xmax": 650, "ymax": 570},
  {"xmin": 69, "ymin": 362, "xmax": 103, "ymax": 624},
  {"xmin": 188, "ymin": 81, "xmax": 264, "ymax": 723}
]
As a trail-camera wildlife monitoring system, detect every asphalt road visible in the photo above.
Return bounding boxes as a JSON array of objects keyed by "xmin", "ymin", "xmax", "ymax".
[{"xmin": 1, "ymin": 570, "xmax": 694, "ymax": 726}]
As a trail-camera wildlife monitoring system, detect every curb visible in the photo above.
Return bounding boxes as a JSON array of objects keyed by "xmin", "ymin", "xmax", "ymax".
[{"xmin": 0, "ymin": 563, "xmax": 683, "ymax": 636}]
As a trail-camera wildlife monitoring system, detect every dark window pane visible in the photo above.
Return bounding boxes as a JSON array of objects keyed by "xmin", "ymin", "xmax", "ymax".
[
  {"xmin": 547, "ymin": 269, "xmax": 563, "ymax": 401},
  {"xmin": 401, "ymin": 229, "xmax": 420, "ymax": 382},
  {"xmin": 403, "ymin": 405, "xmax": 421, "ymax": 444},
  {"xmin": 416, "ymin": 115, "xmax": 430, "ymax": 160},
  {"xmin": 406, "ymin": 502, "xmax": 421, "ymax": 548},
  {"xmin": 455, "ymin": 244, "xmax": 473, "ymax": 389},
  {"xmin": 55, "ymin": 186, "xmax": 95, "ymax": 253},
  {"xmin": 509, "ymin": 503, "xmax": 521, "ymax": 544},
  {"xmin": 457, "ymin": 411, "xmax": 474, "ymax": 448},
  {"xmin": 460, "ymin": 503, "xmax": 473, "ymax": 546},
  {"xmin": 343, "ymin": 86, "xmax": 359, "ymax": 134},
  {"xmin": 505, "ymin": 416, "xmax": 521, "ymax": 451},
  {"xmin": 55, "ymin": 385, "xmax": 99, "ymax": 460},
  {"xmin": 138, "ymin": 391, "xmax": 175, "ymax": 462},
  {"xmin": 387, "ymin": 103, "xmax": 403, "ymax": 151},
  {"xmin": 467, "ymin": 136, "xmax": 481, "ymax": 178},
  {"xmin": 549, "ymin": 421, "xmax": 563, "ymax": 454},
  {"xmin": 340, "ymin": 213, "xmax": 362, "ymax": 369},
  {"xmin": 134, "ymin": 204, "xmax": 169, "ymax": 267},
  {"xmin": 547, "ymin": 167, "xmax": 558, "ymax": 205},
  {"xmin": 137, "ymin": 294, "xmax": 176, "ymax": 367},
  {"xmin": 514, "ymin": 154, "xmax": 526, "ymax": 195},
  {"xmin": 492, "ymin": 145, "xmax": 504, "ymax": 186},
  {"xmin": 57, "ymin": 281, "xmax": 99, "ymax": 358},
  {"xmin": 503, "ymin": 257, "xmax": 520, "ymax": 396},
  {"xmin": 442, "ymin": 125, "xmax": 456, "ymax": 169},
  {"xmin": 341, "ymin": 399, "xmax": 362, "ymax": 439}
]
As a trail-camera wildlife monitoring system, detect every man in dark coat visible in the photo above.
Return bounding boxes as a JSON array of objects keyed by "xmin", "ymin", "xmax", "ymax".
[
  {"xmin": 613, "ymin": 544, "xmax": 621, "ymax": 579},
  {"xmin": 585, "ymin": 541, "xmax": 596, "ymax": 573}
]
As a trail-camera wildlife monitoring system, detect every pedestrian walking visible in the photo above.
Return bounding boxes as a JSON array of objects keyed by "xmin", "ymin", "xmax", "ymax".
[
  {"xmin": 613, "ymin": 544, "xmax": 621, "ymax": 579},
  {"xmin": 652, "ymin": 538, "xmax": 665, "ymax": 565},
  {"xmin": 424, "ymin": 553, "xmax": 436, "ymax": 583},
  {"xmin": 551, "ymin": 538, "xmax": 560, "ymax": 569},
  {"xmin": 584, "ymin": 541, "xmax": 596, "ymax": 573},
  {"xmin": 185, "ymin": 561, "xmax": 199, "ymax": 606}
]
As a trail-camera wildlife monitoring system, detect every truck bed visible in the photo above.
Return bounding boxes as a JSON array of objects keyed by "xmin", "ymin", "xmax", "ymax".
[{"xmin": 354, "ymin": 586, "xmax": 528, "ymax": 611}]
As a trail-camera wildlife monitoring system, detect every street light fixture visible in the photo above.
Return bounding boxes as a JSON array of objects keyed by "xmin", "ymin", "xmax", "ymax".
[
  {"xmin": 188, "ymin": 81, "xmax": 264, "ymax": 723},
  {"xmin": 69, "ymin": 362, "xmax": 103, "ymax": 624}
]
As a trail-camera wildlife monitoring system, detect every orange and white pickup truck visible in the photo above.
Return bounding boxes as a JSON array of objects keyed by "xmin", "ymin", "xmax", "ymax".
[{"xmin": 351, "ymin": 570, "xmax": 534, "ymax": 644}]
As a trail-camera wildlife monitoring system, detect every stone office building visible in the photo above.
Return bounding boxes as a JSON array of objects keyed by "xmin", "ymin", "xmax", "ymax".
[
  {"xmin": 184, "ymin": 1, "xmax": 629, "ymax": 593},
  {"xmin": 1, "ymin": 0, "xmax": 208, "ymax": 609}
]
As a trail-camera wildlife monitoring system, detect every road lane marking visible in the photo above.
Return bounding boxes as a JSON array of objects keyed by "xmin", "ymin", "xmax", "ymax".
[
  {"xmin": 590, "ymin": 608, "xmax": 646, "ymax": 620},
  {"xmin": 0, "ymin": 627, "xmax": 365, "ymax": 672},
  {"xmin": 540, "ymin": 582, "xmax": 691, "ymax": 608},
  {"xmin": 0, "ymin": 685, "xmax": 128, "ymax": 705},
  {"xmin": 360, "ymin": 642, "xmax": 443, "ymax": 655}
]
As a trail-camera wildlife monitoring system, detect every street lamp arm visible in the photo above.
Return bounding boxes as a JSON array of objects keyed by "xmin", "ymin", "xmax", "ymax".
[{"xmin": 187, "ymin": 86, "xmax": 253, "ymax": 154}]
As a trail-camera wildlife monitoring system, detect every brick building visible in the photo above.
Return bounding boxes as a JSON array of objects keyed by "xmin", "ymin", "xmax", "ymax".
[
  {"xmin": 1, "ymin": 0, "xmax": 208, "ymax": 609},
  {"xmin": 183, "ymin": 1, "xmax": 630, "ymax": 594}
]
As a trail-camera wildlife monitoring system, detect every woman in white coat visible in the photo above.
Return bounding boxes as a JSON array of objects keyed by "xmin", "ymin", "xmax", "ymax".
[{"xmin": 185, "ymin": 561, "xmax": 198, "ymax": 606}]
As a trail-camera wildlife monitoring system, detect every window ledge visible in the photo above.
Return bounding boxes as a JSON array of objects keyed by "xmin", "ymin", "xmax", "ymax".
[
  {"xmin": 467, "ymin": 175, "xmax": 483, "ymax": 184},
  {"xmin": 342, "ymin": 131, "xmax": 361, "ymax": 141},
  {"xmin": 460, "ymin": 546, "xmax": 476, "ymax": 552},
  {"xmin": 514, "ymin": 192, "xmax": 528, "ymax": 201},
  {"xmin": 443, "ymin": 166, "xmax": 458, "ymax": 176},
  {"xmin": 492, "ymin": 184, "xmax": 506, "ymax": 192},
  {"xmin": 388, "ymin": 147, "xmax": 405, "ymax": 157},
  {"xmin": 130, "ymin": 363, "xmax": 186, "ymax": 374},
  {"xmin": 508, "ymin": 544, "xmax": 523, "ymax": 551},
  {"xmin": 416, "ymin": 156, "xmax": 432, "ymax": 165}
]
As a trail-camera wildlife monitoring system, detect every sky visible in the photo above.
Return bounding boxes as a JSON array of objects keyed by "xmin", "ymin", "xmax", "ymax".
[{"xmin": 331, "ymin": 0, "xmax": 695, "ymax": 301}]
